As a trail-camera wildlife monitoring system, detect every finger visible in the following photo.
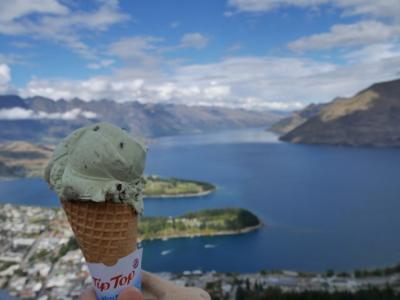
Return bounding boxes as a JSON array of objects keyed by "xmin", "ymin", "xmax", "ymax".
[
  {"xmin": 141, "ymin": 271, "xmax": 171, "ymax": 298},
  {"xmin": 118, "ymin": 286, "xmax": 144, "ymax": 300},
  {"xmin": 187, "ymin": 287, "xmax": 211, "ymax": 300},
  {"xmin": 79, "ymin": 287, "xmax": 97, "ymax": 300}
]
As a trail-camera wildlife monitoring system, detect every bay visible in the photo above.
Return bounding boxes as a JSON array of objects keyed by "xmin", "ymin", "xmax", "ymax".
[{"xmin": 1, "ymin": 128, "xmax": 400, "ymax": 273}]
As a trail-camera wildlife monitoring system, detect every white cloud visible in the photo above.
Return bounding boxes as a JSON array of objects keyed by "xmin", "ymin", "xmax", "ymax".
[
  {"xmin": 0, "ymin": 107, "xmax": 33, "ymax": 119},
  {"xmin": 344, "ymin": 43, "xmax": 400, "ymax": 63},
  {"xmin": 80, "ymin": 111, "xmax": 97, "ymax": 119},
  {"xmin": 18, "ymin": 50, "xmax": 400, "ymax": 111},
  {"xmin": 180, "ymin": 33, "xmax": 209, "ymax": 49},
  {"xmin": 171, "ymin": 56, "xmax": 338, "ymax": 104},
  {"xmin": 0, "ymin": 64, "xmax": 11, "ymax": 84},
  {"xmin": 0, "ymin": 0, "xmax": 398, "ymax": 113},
  {"xmin": 337, "ymin": 0, "xmax": 400, "ymax": 20},
  {"xmin": 0, "ymin": 107, "xmax": 97, "ymax": 120},
  {"xmin": 108, "ymin": 36, "xmax": 163, "ymax": 66},
  {"xmin": 226, "ymin": 0, "xmax": 400, "ymax": 19},
  {"xmin": 40, "ymin": 1, "xmax": 129, "ymax": 32},
  {"xmin": 22, "ymin": 77, "xmax": 146, "ymax": 102},
  {"xmin": 0, "ymin": 0, "xmax": 68, "ymax": 22},
  {"xmin": 0, "ymin": 0, "xmax": 129, "ymax": 58},
  {"xmin": 226, "ymin": 0, "xmax": 326, "ymax": 14},
  {"xmin": 0, "ymin": 63, "xmax": 13, "ymax": 94},
  {"xmin": 289, "ymin": 21, "xmax": 400, "ymax": 51},
  {"xmin": 204, "ymin": 83, "xmax": 231, "ymax": 99},
  {"xmin": 86, "ymin": 59, "xmax": 114, "ymax": 70},
  {"xmin": 227, "ymin": 0, "xmax": 400, "ymax": 53},
  {"xmin": 106, "ymin": 33, "xmax": 209, "ymax": 76},
  {"xmin": 147, "ymin": 83, "xmax": 176, "ymax": 101},
  {"xmin": 242, "ymin": 97, "xmax": 305, "ymax": 111}
]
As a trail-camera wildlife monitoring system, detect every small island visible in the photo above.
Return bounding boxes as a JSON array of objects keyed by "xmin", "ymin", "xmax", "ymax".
[
  {"xmin": 139, "ymin": 208, "xmax": 262, "ymax": 241},
  {"xmin": 0, "ymin": 141, "xmax": 216, "ymax": 198},
  {"xmin": 144, "ymin": 175, "xmax": 216, "ymax": 198}
]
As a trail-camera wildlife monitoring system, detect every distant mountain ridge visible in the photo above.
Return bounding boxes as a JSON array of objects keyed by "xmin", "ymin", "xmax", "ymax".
[
  {"xmin": 278, "ymin": 78, "xmax": 400, "ymax": 147},
  {"xmin": 269, "ymin": 102, "xmax": 330, "ymax": 134},
  {"xmin": 0, "ymin": 95, "xmax": 281, "ymax": 142}
]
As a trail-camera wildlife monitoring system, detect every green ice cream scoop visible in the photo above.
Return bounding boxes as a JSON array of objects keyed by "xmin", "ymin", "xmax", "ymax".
[{"xmin": 44, "ymin": 122, "xmax": 147, "ymax": 214}]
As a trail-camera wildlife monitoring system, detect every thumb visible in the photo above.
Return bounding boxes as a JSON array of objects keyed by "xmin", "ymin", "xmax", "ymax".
[
  {"xmin": 79, "ymin": 287, "xmax": 97, "ymax": 300},
  {"xmin": 118, "ymin": 287, "xmax": 144, "ymax": 300}
]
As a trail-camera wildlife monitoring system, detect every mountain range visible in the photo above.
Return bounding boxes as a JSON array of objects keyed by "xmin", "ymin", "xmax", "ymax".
[
  {"xmin": 269, "ymin": 102, "xmax": 329, "ymax": 135},
  {"xmin": 0, "ymin": 95, "xmax": 281, "ymax": 142},
  {"xmin": 273, "ymin": 78, "xmax": 400, "ymax": 147}
]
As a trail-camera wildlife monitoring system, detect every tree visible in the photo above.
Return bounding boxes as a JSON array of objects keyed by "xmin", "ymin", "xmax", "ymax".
[
  {"xmin": 235, "ymin": 286, "xmax": 246, "ymax": 300},
  {"xmin": 246, "ymin": 278, "xmax": 250, "ymax": 291},
  {"xmin": 325, "ymin": 269, "xmax": 335, "ymax": 277}
]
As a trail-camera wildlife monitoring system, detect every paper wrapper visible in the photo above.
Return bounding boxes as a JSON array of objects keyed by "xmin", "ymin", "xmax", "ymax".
[
  {"xmin": 87, "ymin": 247, "xmax": 143, "ymax": 299},
  {"xmin": 61, "ymin": 199, "xmax": 142, "ymax": 299}
]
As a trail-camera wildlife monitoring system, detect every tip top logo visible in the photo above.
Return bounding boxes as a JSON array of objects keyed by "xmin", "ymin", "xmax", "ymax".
[
  {"xmin": 132, "ymin": 258, "xmax": 139, "ymax": 269},
  {"xmin": 92, "ymin": 258, "xmax": 140, "ymax": 293},
  {"xmin": 92, "ymin": 271, "xmax": 136, "ymax": 292}
]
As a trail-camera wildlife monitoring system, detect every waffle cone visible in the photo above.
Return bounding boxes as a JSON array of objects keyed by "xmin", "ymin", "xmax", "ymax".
[{"xmin": 61, "ymin": 199, "xmax": 138, "ymax": 266}]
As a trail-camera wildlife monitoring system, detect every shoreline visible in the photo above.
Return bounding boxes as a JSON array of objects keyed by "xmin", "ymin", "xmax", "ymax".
[
  {"xmin": 143, "ymin": 187, "xmax": 216, "ymax": 199},
  {"xmin": 0, "ymin": 202, "xmax": 262, "ymax": 242},
  {"xmin": 2, "ymin": 202, "xmax": 399, "ymax": 275},
  {"xmin": 0, "ymin": 176, "xmax": 217, "ymax": 199},
  {"xmin": 139, "ymin": 223, "xmax": 263, "ymax": 243}
]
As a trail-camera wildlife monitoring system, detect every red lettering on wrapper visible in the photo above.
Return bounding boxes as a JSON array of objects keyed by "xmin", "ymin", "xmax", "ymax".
[
  {"xmin": 127, "ymin": 270, "xmax": 134, "ymax": 284},
  {"xmin": 120, "ymin": 276, "xmax": 128, "ymax": 286},
  {"xmin": 132, "ymin": 258, "xmax": 139, "ymax": 269},
  {"xmin": 92, "ymin": 277, "xmax": 112, "ymax": 292},
  {"xmin": 92, "ymin": 277, "xmax": 101, "ymax": 289},
  {"xmin": 93, "ymin": 270, "xmax": 136, "ymax": 292},
  {"xmin": 110, "ymin": 274, "xmax": 122, "ymax": 288},
  {"xmin": 100, "ymin": 282, "xmax": 111, "ymax": 292}
]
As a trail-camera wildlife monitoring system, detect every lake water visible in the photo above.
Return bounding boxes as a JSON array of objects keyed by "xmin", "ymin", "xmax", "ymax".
[{"xmin": 1, "ymin": 128, "xmax": 400, "ymax": 273}]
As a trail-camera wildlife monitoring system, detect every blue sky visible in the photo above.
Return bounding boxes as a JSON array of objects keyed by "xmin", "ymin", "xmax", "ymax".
[{"xmin": 0, "ymin": 0, "xmax": 399, "ymax": 111}]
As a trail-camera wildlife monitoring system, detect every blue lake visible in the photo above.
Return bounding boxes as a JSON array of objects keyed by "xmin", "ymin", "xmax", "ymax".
[{"xmin": 1, "ymin": 128, "xmax": 400, "ymax": 273}]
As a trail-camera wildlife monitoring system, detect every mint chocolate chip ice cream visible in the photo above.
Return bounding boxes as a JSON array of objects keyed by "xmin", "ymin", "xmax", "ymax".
[{"xmin": 44, "ymin": 122, "xmax": 147, "ymax": 214}]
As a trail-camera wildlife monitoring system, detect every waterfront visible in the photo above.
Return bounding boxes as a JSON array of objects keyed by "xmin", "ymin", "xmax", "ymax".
[
  {"xmin": 1, "ymin": 128, "xmax": 400, "ymax": 273},
  {"xmin": 1, "ymin": 203, "xmax": 399, "ymax": 300}
]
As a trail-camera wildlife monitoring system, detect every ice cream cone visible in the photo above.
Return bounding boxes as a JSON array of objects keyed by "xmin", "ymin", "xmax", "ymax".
[
  {"xmin": 61, "ymin": 199, "xmax": 138, "ymax": 266},
  {"xmin": 45, "ymin": 123, "xmax": 146, "ymax": 297}
]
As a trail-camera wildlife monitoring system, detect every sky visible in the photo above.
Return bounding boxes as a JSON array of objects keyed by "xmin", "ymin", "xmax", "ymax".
[{"xmin": 0, "ymin": 0, "xmax": 399, "ymax": 111}]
